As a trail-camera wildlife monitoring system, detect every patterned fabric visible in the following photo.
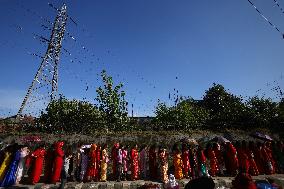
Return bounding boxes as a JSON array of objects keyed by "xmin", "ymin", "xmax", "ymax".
[
  {"xmin": 100, "ymin": 149, "xmax": 108, "ymax": 181},
  {"xmin": 122, "ymin": 149, "xmax": 128, "ymax": 173},
  {"xmin": 16, "ymin": 147, "xmax": 29, "ymax": 184},
  {"xmin": 131, "ymin": 148, "xmax": 139, "ymax": 180},
  {"xmin": 159, "ymin": 149, "xmax": 168, "ymax": 183},
  {"xmin": 182, "ymin": 149, "xmax": 191, "ymax": 178},
  {"xmin": 246, "ymin": 150, "xmax": 259, "ymax": 176},
  {"xmin": 86, "ymin": 144, "xmax": 98, "ymax": 181},
  {"xmin": 0, "ymin": 152, "xmax": 12, "ymax": 182},
  {"xmin": 173, "ymin": 152, "xmax": 183, "ymax": 179},
  {"xmin": 261, "ymin": 146, "xmax": 275, "ymax": 175},
  {"xmin": 208, "ymin": 149, "xmax": 219, "ymax": 177},
  {"xmin": 0, "ymin": 150, "xmax": 21, "ymax": 187},
  {"xmin": 198, "ymin": 149, "xmax": 208, "ymax": 177}
]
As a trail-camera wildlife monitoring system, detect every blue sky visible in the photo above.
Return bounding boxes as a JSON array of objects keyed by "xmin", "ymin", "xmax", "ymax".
[{"xmin": 0, "ymin": 0, "xmax": 284, "ymax": 117}]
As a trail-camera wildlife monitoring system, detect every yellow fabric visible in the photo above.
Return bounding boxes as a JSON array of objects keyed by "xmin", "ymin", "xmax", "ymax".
[
  {"xmin": 161, "ymin": 164, "xmax": 169, "ymax": 183},
  {"xmin": 0, "ymin": 152, "xmax": 12, "ymax": 181},
  {"xmin": 100, "ymin": 149, "xmax": 108, "ymax": 181},
  {"xmin": 174, "ymin": 153, "xmax": 183, "ymax": 179}
]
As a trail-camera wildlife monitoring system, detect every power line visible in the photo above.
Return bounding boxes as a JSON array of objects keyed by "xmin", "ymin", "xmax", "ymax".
[
  {"xmin": 272, "ymin": 0, "xmax": 284, "ymax": 14},
  {"xmin": 247, "ymin": 0, "xmax": 284, "ymax": 38}
]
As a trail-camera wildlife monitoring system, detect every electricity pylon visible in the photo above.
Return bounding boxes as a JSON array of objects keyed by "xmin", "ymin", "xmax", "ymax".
[{"xmin": 17, "ymin": 4, "xmax": 68, "ymax": 116}]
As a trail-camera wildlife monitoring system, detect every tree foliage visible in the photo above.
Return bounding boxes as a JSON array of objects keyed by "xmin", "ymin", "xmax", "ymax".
[
  {"xmin": 202, "ymin": 83, "xmax": 247, "ymax": 128},
  {"xmin": 154, "ymin": 83, "xmax": 284, "ymax": 131},
  {"xmin": 37, "ymin": 70, "xmax": 129, "ymax": 133},
  {"xmin": 246, "ymin": 96, "xmax": 279, "ymax": 128},
  {"xmin": 96, "ymin": 70, "xmax": 129, "ymax": 131},
  {"xmin": 38, "ymin": 96, "xmax": 103, "ymax": 134},
  {"xmin": 154, "ymin": 97, "xmax": 209, "ymax": 130}
]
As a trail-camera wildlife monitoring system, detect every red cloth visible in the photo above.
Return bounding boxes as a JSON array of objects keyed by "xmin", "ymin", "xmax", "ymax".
[
  {"xmin": 253, "ymin": 147, "xmax": 264, "ymax": 174},
  {"xmin": 225, "ymin": 143, "xmax": 239, "ymax": 175},
  {"xmin": 208, "ymin": 149, "xmax": 219, "ymax": 176},
  {"xmin": 96, "ymin": 147, "xmax": 101, "ymax": 179},
  {"xmin": 199, "ymin": 150, "xmax": 206, "ymax": 163},
  {"xmin": 29, "ymin": 147, "xmax": 46, "ymax": 184},
  {"xmin": 246, "ymin": 149, "xmax": 259, "ymax": 176},
  {"xmin": 111, "ymin": 143, "xmax": 119, "ymax": 177},
  {"xmin": 86, "ymin": 145, "xmax": 98, "ymax": 180},
  {"xmin": 131, "ymin": 148, "xmax": 139, "ymax": 180},
  {"xmin": 25, "ymin": 154, "xmax": 32, "ymax": 168},
  {"xmin": 266, "ymin": 147, "xmax": 276, "ymax": 173},
  {"xmin": 182, "ymin": 149, "xmax": 191, "ymax": 176},
  {"xmin": 261, "ymin": 146, "xmax": 275, "ymax": 175},
  {"xmin": 51, "ymin": 142, "xmax": 64, "ymax": 183},
  {"xmin": 237, "ymin": 148, "xmax": 250, "ymax": 174}
]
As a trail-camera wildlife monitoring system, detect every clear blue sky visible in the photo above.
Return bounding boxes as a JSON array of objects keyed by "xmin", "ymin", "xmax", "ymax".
[{"xmin": 0, "ymin": 0, "xmax": 284, "ymax": 117}]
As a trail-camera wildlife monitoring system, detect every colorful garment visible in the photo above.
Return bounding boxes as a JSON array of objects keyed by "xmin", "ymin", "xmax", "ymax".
[
  {"xmin": 214, "ymin": 144, "xmax": 225, "ymax": 175},
  {"xmin": 207, "ymin": 149, "xmax": 219, "ymax": 177},
  {"xmin": 159, "ymin": 149, "xmax": 169, "ymax": 183},
  {"xmin": 237, "ymin": 148, "xmax": 250, "ymax": 174},
  {"xmin": 182, "ymin": 148, "xmax": 191, "ymax": 178},
  {"xmin": 189, "ymin": 148, "xmax": 198, "ymax": 179},
  {"xmin": 261, "ymin": 145, "xmax": 275, "ymax": 175},
  {"xmin": 86, "ymin": 144, "xmax": 98, "ymax": 181},
  {"xmin": 0, "ymin": 150, "xmax": 21, "ymax": 187},
  {"xmin": 100, "ymin": 148, "xmax": 108, "ymax": 181},
  {"xmin": 29, "ymin": 147, "xmax": 46, "ymax": 184},
  {"xmin": 122, "ymin": 149, "xmax": 128, "ymax": 174},
  {"xmin": 197, "ymin": 148, "xmax": 208, "ymax": 177},
  {"xmin": 173, "ymin": 152, "xmax": 183, "ymax": 179},
  {"xmin": 246, "ymin": 150, "xmax": 259, "ymax": 176},
  {"xmin": 0, "ymin": 151, "xmax": 12, "ymax": 182},
  {"xmin": 225, "ymin": 143, "xmax": 239, "ymax": 176},
  {"xmin": 131, "ymin": 148, "xmax": 139, "ymax": 180},
  {"xmin": 96, "ymin": 146, "xmax": 101, "ymax": 181},
  {"xmin": 15, "ymin": 147, "xmax": 29, "ymax": 184},
  {"xmin": 253, "ymin": 145, "xmax": 264, "ymax": 175},
  {"xmin": 51, "ymin": 142, "xmax": 64, "ymax": 183}
]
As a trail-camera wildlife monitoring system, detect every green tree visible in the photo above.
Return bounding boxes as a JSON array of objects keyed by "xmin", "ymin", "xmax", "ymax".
[
  {"xmin": 246, "ymin": 96, "xmax": 279, "ymax": 128},
  {"xmin": 96, "ymin": 70, "xmax": 129, "ymax": 131},
  {"xmin": 38, "ymin": 96, "xmax": 103, "ymax": 134},
  {"xmin": 154, "ymin": 97, "xmax": 209, "ymax": 130},
  {"xmin": 278, "ymin": 98, "xmax": 284, "ymax": 124},
  {"xmin": 203, "ymin": 83, "xmax": 246, "ymax": 128}
]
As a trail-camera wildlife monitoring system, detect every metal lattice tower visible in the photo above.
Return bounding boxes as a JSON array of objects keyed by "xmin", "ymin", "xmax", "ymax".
[{"xmin": 17, "ymin": 4, "xmax": 67, "ymax": 116}]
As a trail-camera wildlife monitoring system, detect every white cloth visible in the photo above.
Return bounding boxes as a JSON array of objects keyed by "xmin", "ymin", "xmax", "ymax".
[
  {"xmin": 165, "ymin": 174, "xmax": 178, "ymax": 189},
  {"xmin": 64, "ymin": 157, "xmax": 71, "ymax": 174},
  {"xmin": 15, "ymin": 148, "xmax": 29, "ymax": 183}
]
